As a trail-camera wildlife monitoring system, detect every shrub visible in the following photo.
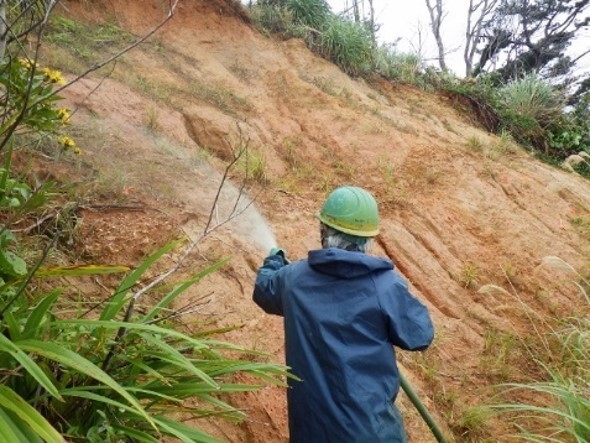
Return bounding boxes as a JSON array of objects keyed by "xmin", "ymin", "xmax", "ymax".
[
  {"xmin": 495, "ymin": 74, "xmax": 565, "ymax": 144},
  {"xmin": 0, "ymin": 245, "xmax": 288, "ymax": 442}
]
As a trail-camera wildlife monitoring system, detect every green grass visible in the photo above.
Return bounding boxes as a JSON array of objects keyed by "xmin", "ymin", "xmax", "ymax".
[
  {"xmin": 460, "ymin": 261, "xmax": 480, "ymax": 289},
  {"xmin": 45, "ymin": 16, "xmax": 134, "ymax": 63},
  {"xmin": 318, "ymin": 17, "xmax": 373, "ymax": 77},
  {"xmin": 466, "ymin": 135, "xmax": 484, "ymax": 151},
  {"xmin": 488, "ymin": 258, "xmax": 590, "ymax": 441},
  {"xmin": 374, "ymin": 46, "xmax": 422, "ymax": 85},
  {"xmin": 235, "ymin": 149, "xmax": 268, "ymax": 184}
]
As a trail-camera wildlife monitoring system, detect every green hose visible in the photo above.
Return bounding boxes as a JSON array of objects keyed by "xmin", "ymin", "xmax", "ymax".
[{"xmin": 399, "ymin": 371, "xmax": 448, "ymax": 443}]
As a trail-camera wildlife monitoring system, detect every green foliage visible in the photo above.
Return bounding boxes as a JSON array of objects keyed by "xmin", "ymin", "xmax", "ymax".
[
  {"xmin": 373, "ymin": 46, "xmax": 422, "ymax": 84},
  {"xmin": 283, "ymin": 0, "xmax": 330, "ymax": 29},
  {"xmin": 318, "ymin": 17, "xmax": 374, "ymax": 77},
  {"xmin": 495, "ymin": 74, "xmax": 565, "ymax": 143},
  {"xmin": 249, "ymin": 3, "xmax": 295, "ymax": 35},
  {"xmin": 0, "ymin": 245, "xmax": 289, "ymax": 442},
  {"xmin": 0, "ymin": 58, "xmax": 66, "ymax": 139},
  {"xmin": 547, "ymin": 99, "xmax": 590, "ymax": 160},
  {"xmin": 45, "ymin": 17, "xmax": 133, "ymax": 63},
  {"xmin": 490, "ymin": 259, "xmax": 590, "ymax": 441},
  {"xmin": 0, "ymin": 231, "xmax": 27, "ymax": 282}
]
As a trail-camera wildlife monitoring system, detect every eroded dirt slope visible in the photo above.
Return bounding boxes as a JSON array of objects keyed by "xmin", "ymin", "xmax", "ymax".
[{"xmin": 46, "ymin": 0, "xmax": 590, "ymax": 441}]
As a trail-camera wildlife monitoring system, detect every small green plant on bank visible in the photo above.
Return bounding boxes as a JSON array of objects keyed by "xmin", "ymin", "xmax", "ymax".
[
  {"xmin": 236, "ymin": 148, "xmax": 268, "ymax": 184},
  {"xmin": 466, "ymin": 136, "xmax": 484, "ymax": 152},
  {"xmin": 460, "ymin": 261, "xmax": 480, "ymax": 289},
  {"xmin": 145, "ymin": 106, "xmax": 160, "ymax": 132},
  {"xmin": 452, "ymin": 405, "xmax": 494, "ymax": 441}
]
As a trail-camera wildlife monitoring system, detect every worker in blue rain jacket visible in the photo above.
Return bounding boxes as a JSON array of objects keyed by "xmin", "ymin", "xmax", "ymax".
[{"xmin": 253, "ymin": 185, "xmax": 434, "ymax": 443}]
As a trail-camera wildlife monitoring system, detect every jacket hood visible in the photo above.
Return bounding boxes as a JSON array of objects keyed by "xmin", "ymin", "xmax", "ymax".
[{"xmin": 308, "ymin": 248, "xmax": 393, "ymax": 278}]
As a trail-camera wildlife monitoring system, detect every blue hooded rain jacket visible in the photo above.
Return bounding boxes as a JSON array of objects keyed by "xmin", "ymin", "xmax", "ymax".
[{"xmin": 253, "ymin": 248, "xmax": 434, "ymax": 443}]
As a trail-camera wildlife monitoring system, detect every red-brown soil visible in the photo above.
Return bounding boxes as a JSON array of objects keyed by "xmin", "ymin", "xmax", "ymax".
[{"xmin": 40, "ymin": 0, "xmax": 590, "ymax": 441}]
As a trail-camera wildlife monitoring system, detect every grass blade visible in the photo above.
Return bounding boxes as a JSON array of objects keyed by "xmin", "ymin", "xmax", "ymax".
[
  {"xmin": 0, "ymin": 408, "xmax": 23, "ymax": 443},
  {"xmin": 52, "ymin": 319, "xmax": 212, "ymax": 351},
  {"xmin": 0, "ymin": 334, "xmax": 62, "ymax": 400},
  {"xmin": 138, "ymin": 332, "xmax": 218, "ymax": 388},
  {"xmin": 34, "ymin": 265, "xmax": 129, "ymax": 278},
  {"xmin": 0, "ymin": 386, "xmax": 63, "ymax": 443},
  {"xmin": 154, "ymin": 415, "xmax": 221, "ymax": 443},
  {"xmin": 22, "ymin": 289, "xmax": 61, "ymax": 339},
  {"xmin": 101, "ymin": 240, "xmax": 181, "ymax": 321},
  {"xmin": 112, "ymin": 425, "xmax": 160, "ymax": 443},
  {"xmin": 14, "ymin": 339, "xmax": 155, "ymax": 430},
  {"xmin": 142, "ymin": 257, "xmax": 230, "ymax": 323}
]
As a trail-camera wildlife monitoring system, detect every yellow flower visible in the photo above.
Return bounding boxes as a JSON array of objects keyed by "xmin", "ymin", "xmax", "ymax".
[
  {"xmin": 59, "ymin": 135, "xmax": 76, "ymax": 149},
  {"xmin": 57, "ymin": 108, "xmax": 71, "ymax": 124},
  {"xmin": 41, "ymin": 67, "xmax": 65, "ymax": 85},
  {"xmin": 73, "ymin": 147, "xmax": 82, "ymax": 155},
  {"xmin": 18, "ymin": 57, "xmax": 36, "ymax": 70}
]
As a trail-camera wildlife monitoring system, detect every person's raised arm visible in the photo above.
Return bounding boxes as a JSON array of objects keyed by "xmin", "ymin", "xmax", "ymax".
[{"xmin": 253, "ymin": 249, "xmax": 289, "ymax": 316}]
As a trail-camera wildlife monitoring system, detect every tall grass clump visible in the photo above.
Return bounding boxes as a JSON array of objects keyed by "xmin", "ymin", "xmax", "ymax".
[
  {"xmin": 317, "ymin": 17, "xmax": 374, "ymax": 77},
  {"xmin": 249, "ymin": 3, "xmax": 295, "ymax": 35},
  {"xmin": 283, "ymin": 0, "xmax": 330, "ymax": 29},
  {"xmin": 373, "ymin": 45, "xmax": 422, "ymax": 85},
  {"xmin": 250, "ymin": 0, "xmax": 329, "ymax": 35},
  {"xmin": 490, "ymin": 257, "xmax": 590, "ymax": 441},
  {"xmin": 495, "ymin": 74, "xmax": 565, "ymax": 146}
]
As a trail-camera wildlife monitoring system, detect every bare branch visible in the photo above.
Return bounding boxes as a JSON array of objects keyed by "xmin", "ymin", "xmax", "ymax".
[{"xmin": 464, "ymin": 0, "xmax": 498, "ymax": 76}]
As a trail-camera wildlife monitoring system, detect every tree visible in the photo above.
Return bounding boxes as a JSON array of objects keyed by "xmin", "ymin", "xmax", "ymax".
[
  {"xmin": 464, "ymin": 0, "xmax": 499, "ymax": 77},
  {"xmin": 478, "ymin": 0, "xmax": 590, "ymax": 81}
]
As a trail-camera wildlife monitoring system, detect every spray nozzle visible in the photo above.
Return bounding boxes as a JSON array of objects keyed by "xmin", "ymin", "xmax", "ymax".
[{"xmin": 269, "ymin": 247, "xmax": 289, "ymax": 263}]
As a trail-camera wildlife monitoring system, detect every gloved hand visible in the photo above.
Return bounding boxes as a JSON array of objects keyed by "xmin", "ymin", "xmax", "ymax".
[{"xmin": 269, "ymin": 247, "xmax": 288, "ymax": 262}]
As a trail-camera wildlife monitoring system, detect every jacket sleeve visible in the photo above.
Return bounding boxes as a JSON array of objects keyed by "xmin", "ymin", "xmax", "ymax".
[
  {"xmin": 252, "ymin": 254, "xmax": 288, "ymax": 316},
  {"xmin": 379, "ymin": 276, "xmax": 434, "ymax": 351}
]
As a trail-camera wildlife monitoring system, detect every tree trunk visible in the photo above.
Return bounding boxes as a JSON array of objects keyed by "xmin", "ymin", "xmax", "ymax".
[
  {"xmin": 425, "ymin": 0, "xmax": 448, "ymax": 71},
  {"xmin": 368, "ymin": 0, "xmax": 375, "ymax": 43},
  {"xmin": 353, "ymin": 0, "xmax": 360, "ymax": 23}
]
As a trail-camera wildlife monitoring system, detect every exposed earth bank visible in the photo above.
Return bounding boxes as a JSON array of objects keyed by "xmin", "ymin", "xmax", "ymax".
[{"xmin": 46, "ymin": 0, "xmax": 590, "ymax": 441}]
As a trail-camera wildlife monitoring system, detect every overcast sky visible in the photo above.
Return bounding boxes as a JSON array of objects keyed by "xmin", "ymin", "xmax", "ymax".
[
  {"xmin": 327, "ymin": 0, "xmax": 590, "ymax": 77},
  {"xmin": 327, "ymin": 0, "xmax": 473, "ymax": 74}
]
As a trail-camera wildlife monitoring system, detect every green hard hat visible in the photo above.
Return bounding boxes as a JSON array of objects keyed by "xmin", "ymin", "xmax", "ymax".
[{"xmin": 317, "ymin": 186, "xmax": 379, "ymax": 237}]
